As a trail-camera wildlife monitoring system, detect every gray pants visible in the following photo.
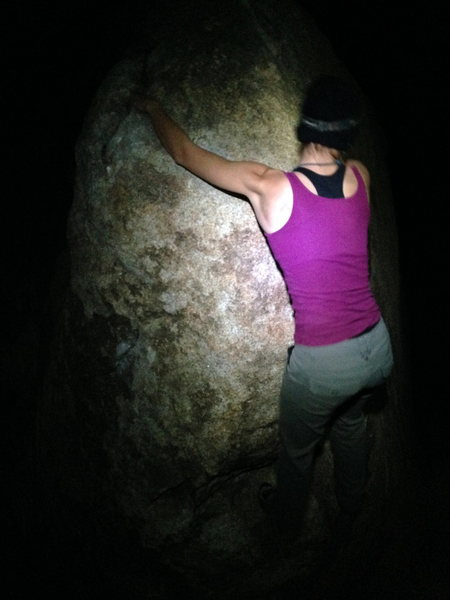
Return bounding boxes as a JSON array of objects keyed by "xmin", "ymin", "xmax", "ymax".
[{"xmin": 274, "ymin": 318, "xmax": 393, "ymax": 526}]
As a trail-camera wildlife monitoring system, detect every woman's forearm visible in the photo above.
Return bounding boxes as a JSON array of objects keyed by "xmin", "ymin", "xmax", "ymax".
[{"xmin": 134, "ymin": 96, "xmax": 191, "ymax": 165}]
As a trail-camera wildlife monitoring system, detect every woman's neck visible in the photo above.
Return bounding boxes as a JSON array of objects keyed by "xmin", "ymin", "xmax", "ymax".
[{"xmin": 298, "ymin": 143, "xmax": 341, "ymax": 166}]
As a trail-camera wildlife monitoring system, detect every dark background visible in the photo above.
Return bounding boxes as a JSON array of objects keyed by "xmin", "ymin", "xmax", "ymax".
[{"xmin": 4, "ymin": 0, "xmax": 449, "ymax": 597}]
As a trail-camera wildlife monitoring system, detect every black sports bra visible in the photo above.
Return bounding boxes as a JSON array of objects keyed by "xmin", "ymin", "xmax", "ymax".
[{"xmin": 294, "ymin": 160, "xmax": 346, "ymax": 198}]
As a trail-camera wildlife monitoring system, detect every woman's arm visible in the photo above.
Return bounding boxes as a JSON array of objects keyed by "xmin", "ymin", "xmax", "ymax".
[{"xmin": 132, "ymin": 96, "xmax": 288, "ymax": 228}]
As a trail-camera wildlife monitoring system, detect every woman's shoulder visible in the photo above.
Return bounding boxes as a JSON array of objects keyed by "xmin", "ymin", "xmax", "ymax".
[{"xmin": 345, "ymin": 159, "xmax": 370, "ymax": 187}]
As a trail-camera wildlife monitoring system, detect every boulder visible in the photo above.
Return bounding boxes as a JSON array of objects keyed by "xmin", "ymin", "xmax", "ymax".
[{"xmin": 39, "ymin": 0, "xmax": 410, "ymax": 596}]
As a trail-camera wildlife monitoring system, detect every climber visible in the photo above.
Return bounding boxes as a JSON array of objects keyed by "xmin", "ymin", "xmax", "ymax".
[{"xmin": 132, "ymin": 75, "xmax": 393, "ymax": 538}]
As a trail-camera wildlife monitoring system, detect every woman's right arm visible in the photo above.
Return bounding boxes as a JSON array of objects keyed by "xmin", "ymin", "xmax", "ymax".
[{"xmin": 133, "ymin": 96, "xmax": 289, "ymax": 231}]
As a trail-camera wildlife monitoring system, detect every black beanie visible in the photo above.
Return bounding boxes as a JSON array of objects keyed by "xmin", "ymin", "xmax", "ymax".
[{"xmin": 297, "ymin": 76, "xmax": 362, "ymax": 151}]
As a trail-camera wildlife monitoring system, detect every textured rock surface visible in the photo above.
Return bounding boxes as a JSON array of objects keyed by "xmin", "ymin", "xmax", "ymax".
[{"xmin": 39, "ymin": 0, "xmax": 410, "ymax": 597}]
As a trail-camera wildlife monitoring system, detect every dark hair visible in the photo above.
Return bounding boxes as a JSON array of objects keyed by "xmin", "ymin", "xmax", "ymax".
[{"xmin": 296, "ymin": 76, "xmax": 362, "ymax": 151}]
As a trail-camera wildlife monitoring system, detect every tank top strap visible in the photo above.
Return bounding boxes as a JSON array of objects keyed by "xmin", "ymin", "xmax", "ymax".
[
  {"xmin": 284, "ymin": 171, "xmax": 304, "ymax": 221},
  {"xmin": 349, "ymin": 164, "xmax": 365, "ymax": 190}
]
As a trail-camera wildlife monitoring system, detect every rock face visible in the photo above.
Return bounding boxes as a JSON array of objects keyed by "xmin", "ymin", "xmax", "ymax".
[{"xmin": 39, "ymin": 0, "xmax": 409, "ymax": 597}]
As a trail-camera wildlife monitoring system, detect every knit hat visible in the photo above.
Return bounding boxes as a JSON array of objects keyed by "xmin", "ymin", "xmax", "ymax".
[{"xmin": 297, "ymin": 76, "xmax": 362, "ymax": 151}]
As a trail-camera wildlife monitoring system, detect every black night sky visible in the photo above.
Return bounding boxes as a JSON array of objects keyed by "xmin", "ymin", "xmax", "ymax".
[{"xmin": 5, "ymin": 0, "xmax": 449, "ymax": 597}]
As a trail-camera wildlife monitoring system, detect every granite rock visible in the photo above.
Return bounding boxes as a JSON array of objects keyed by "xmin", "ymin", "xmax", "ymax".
[{"xmin": 39, "ymin": 1, "xmax": 409, "ymax": 596}]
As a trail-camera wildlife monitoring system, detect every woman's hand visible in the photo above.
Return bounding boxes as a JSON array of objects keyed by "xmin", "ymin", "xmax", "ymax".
[{"xmin": 130, "ymin": 93, "xmax": 159, "ymax": 115}]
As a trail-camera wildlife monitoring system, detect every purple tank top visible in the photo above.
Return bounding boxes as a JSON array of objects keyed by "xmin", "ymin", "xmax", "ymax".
[{"xmin": 265, "ymin": 166, "xmax": 380, "ymax": 346}]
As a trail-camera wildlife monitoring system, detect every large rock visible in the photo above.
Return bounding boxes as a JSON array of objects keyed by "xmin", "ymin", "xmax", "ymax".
[{"xmin": 39, "ymin": 0, "xmax": 410, "ymax": 597}]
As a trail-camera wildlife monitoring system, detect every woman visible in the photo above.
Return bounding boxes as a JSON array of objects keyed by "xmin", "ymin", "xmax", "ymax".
[{"xmin": 133, "ymin": 76, "xmax": 393, "ymax": 537}]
